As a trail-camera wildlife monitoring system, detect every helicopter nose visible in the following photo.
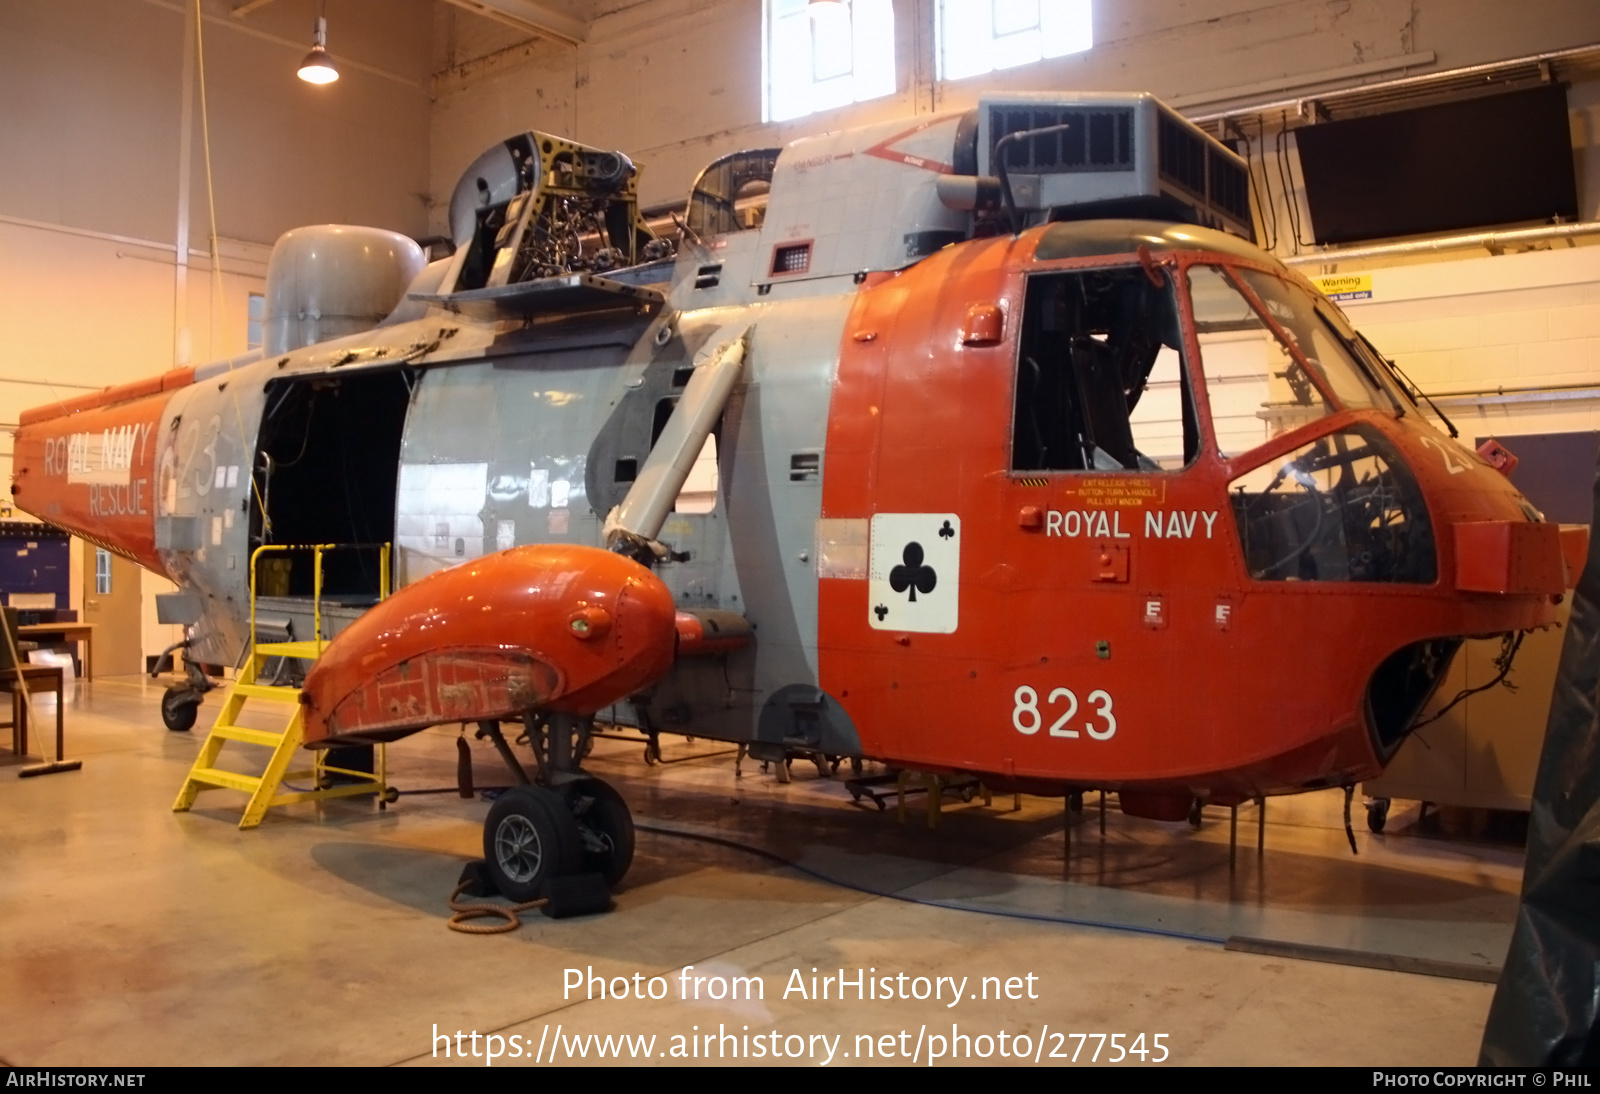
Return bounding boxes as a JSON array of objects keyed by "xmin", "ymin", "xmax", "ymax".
[{"xmin": 299, "ymin": 544, "xmax": 678, "ymax": 747}]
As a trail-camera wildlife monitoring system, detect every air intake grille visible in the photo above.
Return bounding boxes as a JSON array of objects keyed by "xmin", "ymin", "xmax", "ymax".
[
  {"xmin": 1158, "ymin": 110, "xmax": 1207, "ymax": 197},
  {"xmin": 990, "ymin": 107, "xmax": 1134, "ymax": 174},
  {"xmin": 1157, "ymin": 108, "xmax": 1252, "ymax": 225},
  {"xmin": 1209, "ymin": 147, "xmax": 1251, "ymax": 223}
]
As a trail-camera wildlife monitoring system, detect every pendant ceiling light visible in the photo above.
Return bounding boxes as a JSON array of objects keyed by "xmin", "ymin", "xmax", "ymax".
[{"xmin": 297, "ymin": 14, "xmax": 339, "ymax": 84}]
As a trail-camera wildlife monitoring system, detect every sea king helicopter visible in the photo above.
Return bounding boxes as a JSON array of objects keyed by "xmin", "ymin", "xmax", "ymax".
[{"xmin": 12, "ymin": 92, "xmax": 1579, "ymax": 898}]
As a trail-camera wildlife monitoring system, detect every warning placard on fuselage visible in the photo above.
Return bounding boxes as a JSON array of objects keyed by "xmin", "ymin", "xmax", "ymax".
[{"xmin": 868, "ymin": 513, "xmax": 959, "ymax": 633}]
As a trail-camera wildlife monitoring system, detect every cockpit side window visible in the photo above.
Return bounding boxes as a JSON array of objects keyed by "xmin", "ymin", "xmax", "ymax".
[
  {"xmin": 1011, "ymin": 266, "xmax": 1198, "ymax": 473},
  {"xmin": 1188, "ymin": 265, "xmax": 1333, "ymax": 459},
  {"xmin": 1189, "ymin": 266, "xmax": 1394, "ymax": 460},
  {"xmin": 1232, "ymin": 269, "xmax": 1385, "ymax": 415}
]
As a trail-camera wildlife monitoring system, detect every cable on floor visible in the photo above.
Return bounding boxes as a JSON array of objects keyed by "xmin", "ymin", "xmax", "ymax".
[{"xmin": 634, "ymin": 820, "xmax": 1228, "ymax": 946}]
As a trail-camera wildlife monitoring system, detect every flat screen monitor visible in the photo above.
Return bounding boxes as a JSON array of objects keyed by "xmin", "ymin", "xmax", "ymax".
[{"xmin": 1295, "ymin": 84, "xmax": 1578, "ymax": 245}]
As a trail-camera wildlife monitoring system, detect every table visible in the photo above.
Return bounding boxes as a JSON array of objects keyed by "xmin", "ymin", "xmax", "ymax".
[{"xmin": 18, "ymin": 623, "xmax": 94, "ymax": 681}]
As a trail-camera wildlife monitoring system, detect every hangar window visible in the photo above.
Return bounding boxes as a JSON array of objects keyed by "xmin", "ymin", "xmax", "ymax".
[
  {"xmin": 938, "ymin": 0, "xmax": 1093, "ymax": 82},
  {"xmin": 1012, "ymin": 265, "xmax": 1199, "ymax": 473},
  {"xmin": 246, "ymin": 293, "xmax": 265, "ymax": 351},
  {"xmin": 764, "ymin": 0, "xmax": 895, "ymax": 123}
]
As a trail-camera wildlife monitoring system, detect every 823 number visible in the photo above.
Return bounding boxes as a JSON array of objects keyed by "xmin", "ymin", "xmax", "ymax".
[{"xmin": 1012, "ymin": 685, "xmax": 1116, "ymax": 741}]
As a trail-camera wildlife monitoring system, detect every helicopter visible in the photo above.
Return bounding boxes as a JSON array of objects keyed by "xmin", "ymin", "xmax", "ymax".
[{"xmin": 11, "ymin": 91, "xmax": 1579, "ymax": 899}]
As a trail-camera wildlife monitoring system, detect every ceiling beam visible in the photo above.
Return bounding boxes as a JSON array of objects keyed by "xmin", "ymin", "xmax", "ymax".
[
  {"xmin": 230, "ymin": 0, "xmax": 277, "ymax": 17},
  {"xmin": 440, "ymin": 0, "xmax": 587, "ymax": 46}
]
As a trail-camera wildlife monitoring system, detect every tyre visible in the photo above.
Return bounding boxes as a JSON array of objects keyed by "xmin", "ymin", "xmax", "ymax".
[
  {"xmin": 161, "ymin": 688, "xmax": 200, "ymax": 732},
  {"xmin": 571, "ymin": 778, "xmax": 635, "ymax": 888},
  {"xmin": 482, "ymin": 786, "xmax": 581, "ymax": 902},
  {"xmin": 1366, "ymin": 798, "xmax": 1390, "ymax": 834}
]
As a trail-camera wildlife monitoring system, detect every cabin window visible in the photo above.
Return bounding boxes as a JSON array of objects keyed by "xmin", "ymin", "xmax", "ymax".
[
  {"xmin": 677, "ymin": 436, "xmax": 719, "ymax": 514},
  {"xmin": 687, "ymin": 150, "xmax": 780, "ymax": 239},
  {"xmin": 764, "ymin": 0, "xmax": 895, "ymax": 123},
  {"xmin": 938, "ymin": 0, "xmax": 1092, "ymax": 82},
  {"xmin": 646, "ymin": 397, "xmax": 720, "ymax": 515},
  {"xmin": 1011, "ymin": 265, "xmax": 1199, "ymax": 473}
]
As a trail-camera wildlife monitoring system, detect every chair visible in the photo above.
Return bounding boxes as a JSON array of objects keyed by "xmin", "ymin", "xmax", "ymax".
[
  {"xmin": 0, "ymin": 606, "xmax": 64, "ymax": 760},
  {"xmin": 1070, "ymin": 335, "xmax": 1140, "ymax": 470}
]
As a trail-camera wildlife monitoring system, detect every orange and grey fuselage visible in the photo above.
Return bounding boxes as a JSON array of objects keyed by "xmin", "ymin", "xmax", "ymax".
[{"xmin": 11, "ymin": 96, "xmax": 1576, "ymax": 820}]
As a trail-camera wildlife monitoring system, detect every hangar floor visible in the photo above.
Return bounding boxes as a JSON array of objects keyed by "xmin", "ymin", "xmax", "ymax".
[{"xmin": 0, "ymin": 676, "xmax": 1523, "ymax": 1067}]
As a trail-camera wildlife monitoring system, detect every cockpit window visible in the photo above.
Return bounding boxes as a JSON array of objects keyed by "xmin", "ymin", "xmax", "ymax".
[
  {"xmin": 1232, "ymin": 269, "xmax": 1386, "ymax": 415},
  {"xmin": 1012, "ymin": 266, "xmax": 1199, "ymax": 472},
  {"xmin": 1187, "ymin": 265, "xmax": 1333, "ymax": 458},
  {"xmin": 1226, "ymin": 425, "xmax": 1437, "ymax": 585}
]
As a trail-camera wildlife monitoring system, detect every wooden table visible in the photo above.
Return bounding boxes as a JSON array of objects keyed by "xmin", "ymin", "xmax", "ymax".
[{"xmin": 18, "ymin": 623, "xmax": 94, "ymax": 681}]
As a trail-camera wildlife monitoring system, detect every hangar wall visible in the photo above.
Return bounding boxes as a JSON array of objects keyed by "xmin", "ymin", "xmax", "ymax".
[
  {"xmin": 0, "ymin": 0, "xmax": 434, "ymax": 663},
  {"xmin": 1334, "ymin": 247, "xmax": 1600, "ymax": 440},
  {"xmin": 428, "ymin": 0, "xmax": 1600, "ymax": 217}
]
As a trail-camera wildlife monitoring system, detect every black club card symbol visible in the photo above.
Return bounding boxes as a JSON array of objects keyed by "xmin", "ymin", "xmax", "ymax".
[
  {"xmin": 889, "ymin": 542, "xmax": 937, "ymax": 602},
  {"xmin": 874, "ymin": 604, "xmax": 889, "ymax": 621},
  {"xmin": 938, "ymin": 520, "xmax": 955, "ymax": 540}
]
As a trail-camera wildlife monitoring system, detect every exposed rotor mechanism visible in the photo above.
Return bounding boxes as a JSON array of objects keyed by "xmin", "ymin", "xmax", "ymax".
[{"xmin": 446, "ymin": 131, "xmax": 675, "ymax": 293}]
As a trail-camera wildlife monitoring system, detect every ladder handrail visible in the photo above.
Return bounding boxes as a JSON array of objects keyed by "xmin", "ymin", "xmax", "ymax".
[{"xmin": 248, "ymin": 541, "xmax": 392, "ymax": 656}]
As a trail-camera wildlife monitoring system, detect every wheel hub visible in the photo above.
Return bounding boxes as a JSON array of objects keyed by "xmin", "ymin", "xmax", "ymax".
[{"xmin": 494, "ymin": 814, "xmax": 543, "ymax": 883}]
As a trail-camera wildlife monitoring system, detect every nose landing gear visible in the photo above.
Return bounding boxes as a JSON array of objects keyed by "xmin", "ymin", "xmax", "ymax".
[{"xmin": 476, "ymin": 711, "xmax": 632, "ymax": 910}]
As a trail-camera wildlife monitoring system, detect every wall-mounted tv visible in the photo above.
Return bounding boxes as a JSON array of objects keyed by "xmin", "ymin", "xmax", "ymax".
[{"xmin": 1295, "ymin": 83, "xmax": 1578, "ymax": 245}]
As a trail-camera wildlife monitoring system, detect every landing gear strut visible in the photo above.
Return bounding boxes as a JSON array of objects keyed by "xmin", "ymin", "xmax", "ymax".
[{"xmin": 478, "ymin": 711, "xmax": 633, "ymax": 903}]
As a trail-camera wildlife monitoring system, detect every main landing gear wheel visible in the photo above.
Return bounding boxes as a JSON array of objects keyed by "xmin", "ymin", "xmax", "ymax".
[
  {"xmin": 571, "ymin": 778, "xmax": 635, "ymax": 887},
  {"xmin": 161, "ymin": 687, "xmax": 201, "ymax": 732},
  {"xmin": 1366, "ymin": 797, "xmax": 1391, "ymax": 834},
  {"xmin": 483, "ymin": 785, "xmax": 582, "ymax": 903}
]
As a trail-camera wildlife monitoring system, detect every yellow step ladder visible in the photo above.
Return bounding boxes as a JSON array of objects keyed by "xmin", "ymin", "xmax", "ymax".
[{"xmin": 173, "ymin": 543, "xmax": 392, "ymax": 830}]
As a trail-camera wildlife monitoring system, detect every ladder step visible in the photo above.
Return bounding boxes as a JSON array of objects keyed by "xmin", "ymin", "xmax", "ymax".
[
  {"xmin": 211, "ymin": 724, "xmax": 286, "ymax": 747},
  {"xmin": 254, "ymin": 641, "xmax": 324, "ymax": 661},
  {"xmin": 231, "ymin": 683, "xmax": 303, "ymax": 703},
  {"xmin": 186, "ymin": 767, "xmax": 262, "ymax": 794}
]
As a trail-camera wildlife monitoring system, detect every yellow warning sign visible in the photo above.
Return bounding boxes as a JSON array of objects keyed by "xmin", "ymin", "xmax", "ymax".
[
  {"xmin": 1310, "ymin": 273, "xmax": 1373, "ymax": 302},
  {"xmin": 1061, "ymin": 477, "xmax": 1166, "ymax": 507}
]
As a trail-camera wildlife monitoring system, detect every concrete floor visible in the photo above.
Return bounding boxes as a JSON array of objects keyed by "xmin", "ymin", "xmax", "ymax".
[{"xmin": 0, "ymin": 674, "xmax": 1524, "ymax": 1067}]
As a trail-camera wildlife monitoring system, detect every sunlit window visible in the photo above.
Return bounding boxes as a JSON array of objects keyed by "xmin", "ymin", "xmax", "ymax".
[
  {"xmin": 938, "ymin": 0, "xmax": 1093, "ymax": 82},
  {"xmin": 247, "ymin": 292, "xmax": 265, "ymax": 351},
  {"xmin": 765, "ymin": 0, "xmax": 895, "ymax": 123}
]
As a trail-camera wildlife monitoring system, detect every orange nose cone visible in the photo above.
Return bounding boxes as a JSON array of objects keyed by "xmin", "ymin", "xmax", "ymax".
[{"xmin": 300, "ymin": 545, "xmax": 678, "ymax": 747}]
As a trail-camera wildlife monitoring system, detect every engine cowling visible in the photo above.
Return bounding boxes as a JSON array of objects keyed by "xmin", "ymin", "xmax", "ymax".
[{"xmin": 299, "ymin": 544, "xmax": 677, "ymax": 747}]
